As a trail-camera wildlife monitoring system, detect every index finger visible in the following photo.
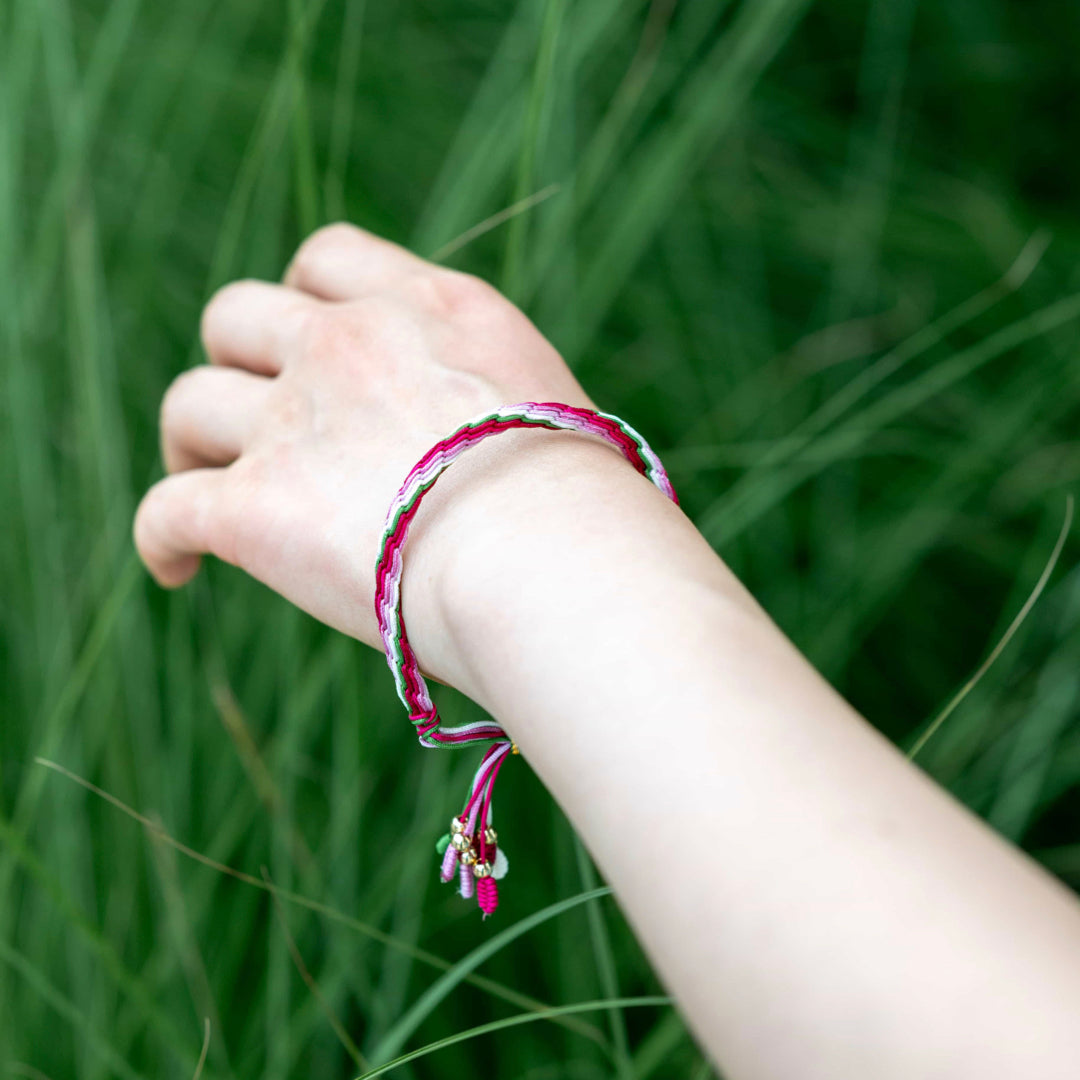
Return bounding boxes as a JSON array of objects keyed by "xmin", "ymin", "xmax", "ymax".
[{"xmin": 201, "ymin": 279, "xmax": 317, "ymax": 375}]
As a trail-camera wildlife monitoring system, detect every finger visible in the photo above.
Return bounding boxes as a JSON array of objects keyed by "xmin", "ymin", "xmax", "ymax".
[
  {"xmin": 201, "ymin": 279, "xmax": 316, "ymax": 375},
  {"xmin": 133, "ymin": 468, "xmax": 235, "ymax": 587},
  {"xmin": 160, "ymin": 365, "xmax": 272, "ymax": 473},
  {"xmin": 284, "ymin": 222, "xmax": 431, "ymax": 301}
]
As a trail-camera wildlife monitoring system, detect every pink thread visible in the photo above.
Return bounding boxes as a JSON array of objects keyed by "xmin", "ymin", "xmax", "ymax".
[
  {"xmin": 440, "ymin": 842, "xmax": 459, "ymax": 883},
  {"xmin": 477, "ymin": 752, "xmax": 508, "ymax": 866},
  {"xmin": 462, "ymin": 745, "xmax": 509, "ymax": 822},
  {"xmin": 463, "ymin": 788, "xmax": 482, "ymax": 836},
  {"xmin": 477, "ymin": 876, "xmax": 498, "ymax": 916},
  {"xmin": 458, "ymin": 862, "xmax": 475, "ymax": 900}
]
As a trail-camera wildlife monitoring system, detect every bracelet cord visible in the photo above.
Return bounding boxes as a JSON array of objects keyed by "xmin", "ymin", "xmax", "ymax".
[{"xmin": 374, "ymin": 402, "xmax": 678, "ymax": 916}]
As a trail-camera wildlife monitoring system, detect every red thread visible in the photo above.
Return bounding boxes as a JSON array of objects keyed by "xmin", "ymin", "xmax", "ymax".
[
  {"xmin": 477, "ymin": 752, "xmax": 508, "ymax": 865},
  {"xmin": 477, "ymin": 876, "xmax": 498, "ymax": 916}
]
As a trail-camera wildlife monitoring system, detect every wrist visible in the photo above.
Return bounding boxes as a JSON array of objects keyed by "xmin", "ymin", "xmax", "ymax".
[
  {"xmin": 400, "ymin": 423, "xmax": 751, "ymax": 710},
  {"xmin": 395, "ymin": 427, "xmax": 632, "ymax": 692}
]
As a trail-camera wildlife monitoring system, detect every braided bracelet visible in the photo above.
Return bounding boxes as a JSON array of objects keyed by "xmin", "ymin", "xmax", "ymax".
[{"xmin": 373, "ymin": 402, "xmax": 678, "ymax": 916}]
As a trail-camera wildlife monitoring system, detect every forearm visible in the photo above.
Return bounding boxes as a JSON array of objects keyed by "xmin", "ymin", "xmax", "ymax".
[{"xmin": 407, "ymin": 431, "xmax": 1080, "ymax": 1080}]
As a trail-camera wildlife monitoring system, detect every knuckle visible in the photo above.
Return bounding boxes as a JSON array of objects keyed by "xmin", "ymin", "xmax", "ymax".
[
  {"xmin": 302, "ymin": 306, "xmax": 349, "ymax": 358},
  {"xmin": 303, "ymin": 299, "xmax": 383, "ymax": 362},
  {"xmin": 276, "ymin": 295, "xmax": 316, "ymax": 342},
  {"xmin": 292, "ymin": 222, "xmax": 362, "ymax": 272},
  {"xmin": 229, "ymin": 451, "xmax": 268, "ymax": 495},
  {"xmin": 200, "ymin": 279, "xmax": 250, "ymax": 344},
  {"xmin": 159, "ymin": 366, "xmax": 204, "ymax": 433},
  {"xmin": 417, "ymin": 270, "xmax": 499, "ymax": 316},
  {"xmin": 219, "ymin": 458, "xmax": 274, "ymax": 568},
  {"xmin": 264, "ymin": 379, "xmax": 311, "ymax": 433},
  {"xmin": 206, "ymin": 497, "xmax": 240, "ymax": 569}
]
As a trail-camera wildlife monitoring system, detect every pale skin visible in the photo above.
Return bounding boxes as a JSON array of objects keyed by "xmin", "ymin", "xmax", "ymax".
[{"xmin": 134, "ymin": 224, "xmax": 1080, "ymax": 1079}]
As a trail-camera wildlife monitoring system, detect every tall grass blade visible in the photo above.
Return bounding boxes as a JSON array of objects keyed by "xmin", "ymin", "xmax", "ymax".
[
  {"xmin": 356, "ymin": 997, "xmax": 671, "ymax": 1080},
  {"xmin": 368, "ymin": 885, "xmax": 614, "ymax": 1064},
  {"xmin": 908, "ymin": 497, "xmax": 1073, "ymax": 761}
]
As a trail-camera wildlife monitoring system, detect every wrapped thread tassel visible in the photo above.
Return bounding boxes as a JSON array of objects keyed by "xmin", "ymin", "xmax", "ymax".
[
  {"xmin": 437, "ymin": 743, "xmax": 511, "ymax": 915},
  {"xmin": 439, "ymin": 842, "xmax": 459, "ymax": 883},
  {"xmin": 458, "ymin": 862, "xmax": 475, "ymax": 900},
  {"xmin": 476, "ymin": 875, "xmax": 498, "ymax": 916},
  {"xmin": 471, "ymin": 754, "xmax": 507, "ymax": 918}
]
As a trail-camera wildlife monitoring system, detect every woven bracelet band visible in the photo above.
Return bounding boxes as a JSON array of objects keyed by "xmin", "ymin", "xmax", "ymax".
[{"xmin": 373, "ymin": 401, "xmax": 678, "ymax": 915}]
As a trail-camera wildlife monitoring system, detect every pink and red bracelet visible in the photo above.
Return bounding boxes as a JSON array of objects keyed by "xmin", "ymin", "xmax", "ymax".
[{"xmin": 373, "ymin": 402, "xmax": 678, "ymax": 916}]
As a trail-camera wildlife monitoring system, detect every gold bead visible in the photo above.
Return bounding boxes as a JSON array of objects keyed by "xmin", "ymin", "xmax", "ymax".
[
  {"xmin": 450, "ymin": 816, "xmax": 465, "ymax": 834},
  {"xmin": 473, "ymin": 861, "xmax": 493, "ymax": 879},
  {"xmin": 460, "ymin": 849, "xmax": 477, "ymax": 866},
  {"xmin": 483, "ymin": 826, "xmax": 498, "ymax": 845},
  {"xmin": 451, "ymin": 832, "xmax": 471, "ymax": 853}
]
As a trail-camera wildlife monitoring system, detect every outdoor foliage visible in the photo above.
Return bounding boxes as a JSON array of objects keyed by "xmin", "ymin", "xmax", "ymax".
[{"xmin": 2, "ymin": 0, "xmax": 1080, "ymax": 1077}]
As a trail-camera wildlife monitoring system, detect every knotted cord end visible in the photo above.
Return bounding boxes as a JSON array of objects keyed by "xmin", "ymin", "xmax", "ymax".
[
  {"xmin": 476, "ymin": 875, "xmax": 498, "ymax": 916},
  {"xmin": 436, "ymin": 741, "xmax": 513, "ymax": 916}
]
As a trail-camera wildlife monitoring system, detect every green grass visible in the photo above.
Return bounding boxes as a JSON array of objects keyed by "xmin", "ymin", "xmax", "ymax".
[{"xmin": 3, "ymin": 1, "xmax": 1080, "ymax": 1077}]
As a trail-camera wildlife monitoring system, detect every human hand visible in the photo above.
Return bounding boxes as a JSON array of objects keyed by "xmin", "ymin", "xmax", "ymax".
[{"xmin": 133, "ymin": 224, "xmax": 594, "ymax": 657}]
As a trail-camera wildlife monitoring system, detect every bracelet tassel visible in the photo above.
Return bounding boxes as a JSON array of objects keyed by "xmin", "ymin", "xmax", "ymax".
[{"xmin": 435, "ymin": 742, "xmax": 511, "ymax": 916}]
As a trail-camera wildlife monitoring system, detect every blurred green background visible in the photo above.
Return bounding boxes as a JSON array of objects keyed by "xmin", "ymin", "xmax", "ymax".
[{"xmin": 3, "ymin": 0, "xmax": 1080, "ymax": 1076}]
